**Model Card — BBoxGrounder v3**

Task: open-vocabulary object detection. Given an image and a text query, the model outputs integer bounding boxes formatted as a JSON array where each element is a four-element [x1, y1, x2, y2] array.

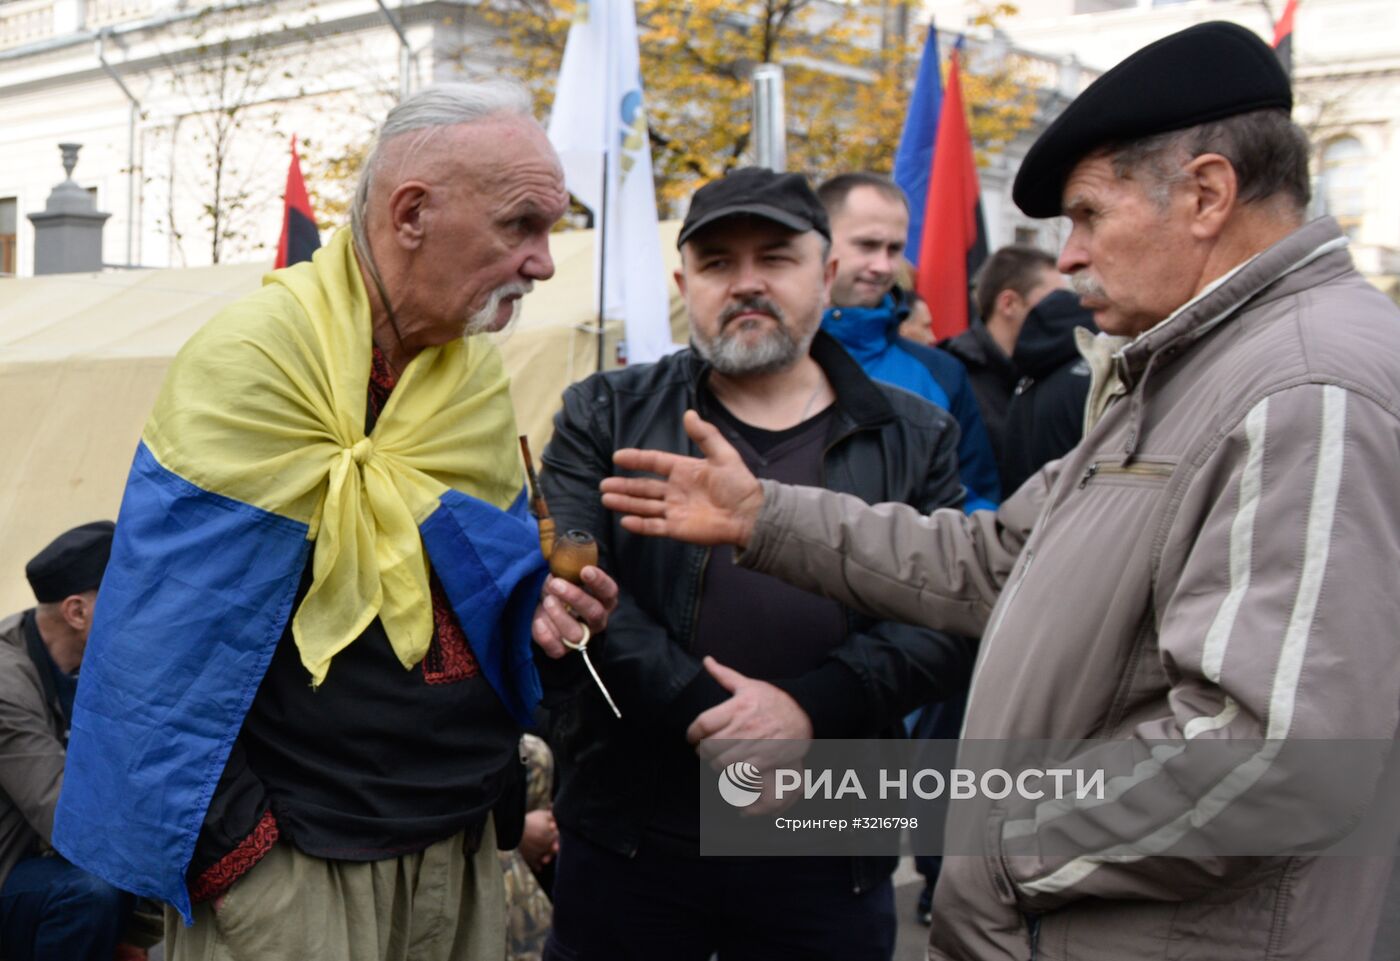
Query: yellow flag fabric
[[143, 228, 525, 683]]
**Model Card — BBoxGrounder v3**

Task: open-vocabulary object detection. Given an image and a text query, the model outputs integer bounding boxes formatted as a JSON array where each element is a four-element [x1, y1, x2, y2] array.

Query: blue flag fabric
[[53, 443, 548, 922], [893, 23, 943, 267]]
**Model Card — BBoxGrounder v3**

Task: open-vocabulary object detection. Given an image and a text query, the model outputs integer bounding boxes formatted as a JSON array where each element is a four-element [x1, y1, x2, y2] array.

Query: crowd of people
[[2, 18, 1398, 961]]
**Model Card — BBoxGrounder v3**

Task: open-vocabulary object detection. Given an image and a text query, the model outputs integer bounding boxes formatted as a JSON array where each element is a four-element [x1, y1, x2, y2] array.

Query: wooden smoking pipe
[[519, 436, 599, 584], [520, 436, 621, 718]]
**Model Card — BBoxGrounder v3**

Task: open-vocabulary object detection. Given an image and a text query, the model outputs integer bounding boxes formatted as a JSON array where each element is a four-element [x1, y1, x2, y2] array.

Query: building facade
[[925, 0, 1400, 293], [0, 0, 508, 276]]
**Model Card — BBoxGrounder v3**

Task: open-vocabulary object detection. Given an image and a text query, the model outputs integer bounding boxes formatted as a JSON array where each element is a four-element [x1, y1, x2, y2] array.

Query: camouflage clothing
[[501, 735, 554, 961]]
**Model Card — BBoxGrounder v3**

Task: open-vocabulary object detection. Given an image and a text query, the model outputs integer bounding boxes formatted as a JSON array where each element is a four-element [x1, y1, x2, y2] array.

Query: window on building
[[1319, 137, 1367, 240], [0, 198, 16, 277]]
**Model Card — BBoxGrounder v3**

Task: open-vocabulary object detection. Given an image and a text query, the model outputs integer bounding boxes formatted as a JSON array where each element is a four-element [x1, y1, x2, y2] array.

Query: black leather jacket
[[537, 332, 976, 892]]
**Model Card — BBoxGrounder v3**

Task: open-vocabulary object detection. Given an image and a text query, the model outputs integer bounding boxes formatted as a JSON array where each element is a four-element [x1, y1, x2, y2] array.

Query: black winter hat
[[1013, 21, 1292, 218]]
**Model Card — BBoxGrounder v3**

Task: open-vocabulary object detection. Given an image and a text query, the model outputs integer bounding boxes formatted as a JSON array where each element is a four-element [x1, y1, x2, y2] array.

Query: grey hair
[[350, 80, 534, 260], [1103, 108, 1312, 212]]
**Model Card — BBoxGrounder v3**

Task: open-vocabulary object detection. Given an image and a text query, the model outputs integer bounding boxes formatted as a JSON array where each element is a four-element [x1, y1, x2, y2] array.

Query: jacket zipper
[[685, 547, 711, 651], [1077, 460, 1174, 488]]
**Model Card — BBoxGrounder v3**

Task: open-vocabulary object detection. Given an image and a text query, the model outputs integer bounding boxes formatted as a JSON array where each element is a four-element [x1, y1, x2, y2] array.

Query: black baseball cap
[[25, 520, 116, 603], [678, 167, 831, 248], [1014, 21, 1293, 218]]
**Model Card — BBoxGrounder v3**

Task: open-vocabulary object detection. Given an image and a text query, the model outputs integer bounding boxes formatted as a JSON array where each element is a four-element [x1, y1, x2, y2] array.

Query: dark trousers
[[545, 831, 895, 961], [911, 693, 967, 892], [0, 856, 132, 961]]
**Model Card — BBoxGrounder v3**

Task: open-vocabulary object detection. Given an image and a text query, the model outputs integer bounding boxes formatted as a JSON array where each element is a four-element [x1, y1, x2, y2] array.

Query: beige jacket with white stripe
[[739, 217, 1400, 960]]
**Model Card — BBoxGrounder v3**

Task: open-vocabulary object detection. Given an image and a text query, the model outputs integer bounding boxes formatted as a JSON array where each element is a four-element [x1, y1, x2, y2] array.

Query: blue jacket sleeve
[[900, 340, 1002, 511]]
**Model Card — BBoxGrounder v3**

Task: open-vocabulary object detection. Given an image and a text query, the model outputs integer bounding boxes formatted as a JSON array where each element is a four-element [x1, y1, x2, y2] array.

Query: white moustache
[[1069, 272, 1107, 300]]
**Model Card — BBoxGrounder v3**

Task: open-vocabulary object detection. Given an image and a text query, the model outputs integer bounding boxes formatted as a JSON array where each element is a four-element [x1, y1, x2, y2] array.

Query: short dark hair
[[1106, 108, 1311, 212], [816, 172, 910, 219], [973, 245, 1057, 323]]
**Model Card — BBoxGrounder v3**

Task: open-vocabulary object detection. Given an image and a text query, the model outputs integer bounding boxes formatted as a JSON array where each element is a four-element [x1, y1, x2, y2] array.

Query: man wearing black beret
[[594, 20, 1400, 961], [0, 521, 134, 960]]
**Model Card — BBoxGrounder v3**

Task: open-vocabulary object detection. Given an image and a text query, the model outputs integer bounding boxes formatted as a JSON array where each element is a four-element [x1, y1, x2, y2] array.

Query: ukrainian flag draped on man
[[51, 229, 549, 921]]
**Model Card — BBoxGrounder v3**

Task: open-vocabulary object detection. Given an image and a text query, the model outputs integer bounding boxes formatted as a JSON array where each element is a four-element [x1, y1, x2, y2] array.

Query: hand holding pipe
[[521, 437, 619, 718]]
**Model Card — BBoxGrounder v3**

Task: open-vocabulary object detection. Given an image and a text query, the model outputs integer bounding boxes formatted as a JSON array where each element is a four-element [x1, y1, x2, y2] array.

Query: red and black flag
[[914, 46, 989, 341], [275, 135, 320, 268], [1272, 0, 1298, 77]]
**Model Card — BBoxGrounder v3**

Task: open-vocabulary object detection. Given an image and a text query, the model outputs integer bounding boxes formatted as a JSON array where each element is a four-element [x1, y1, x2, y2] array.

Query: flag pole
[[596, 149, 610, 372]]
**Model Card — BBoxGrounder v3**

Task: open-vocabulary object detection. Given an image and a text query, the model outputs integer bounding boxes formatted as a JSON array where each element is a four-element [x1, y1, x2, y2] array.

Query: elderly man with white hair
[[50, 81, 617, 961]]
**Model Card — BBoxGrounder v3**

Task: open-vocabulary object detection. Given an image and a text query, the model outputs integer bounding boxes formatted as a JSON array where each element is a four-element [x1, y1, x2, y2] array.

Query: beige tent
[[0, 222, 686, 614]]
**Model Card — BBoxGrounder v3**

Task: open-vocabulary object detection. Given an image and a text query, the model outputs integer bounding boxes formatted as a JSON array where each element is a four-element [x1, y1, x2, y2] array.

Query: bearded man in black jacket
[[534, 167, 975, 961]]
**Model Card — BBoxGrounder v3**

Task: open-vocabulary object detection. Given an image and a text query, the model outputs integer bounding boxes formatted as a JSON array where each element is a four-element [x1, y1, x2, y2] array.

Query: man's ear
[[1185, 153, 1236, 241], [995, 288, 1019, 319], [386, 182, 430, 250], [673, 268, 687, 298], [59, 592, 93, 633], [821, 256, 837, 307]]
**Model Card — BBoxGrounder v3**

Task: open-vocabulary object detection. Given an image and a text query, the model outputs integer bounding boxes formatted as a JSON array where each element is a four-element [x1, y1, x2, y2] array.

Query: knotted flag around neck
[[53, 227, 549, 921], [146, 227, 534, 682]]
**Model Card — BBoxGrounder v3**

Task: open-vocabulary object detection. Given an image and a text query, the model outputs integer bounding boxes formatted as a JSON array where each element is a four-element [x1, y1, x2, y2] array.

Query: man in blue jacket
[[817, 173, 1000, 511], [818, 172, 994, 922]]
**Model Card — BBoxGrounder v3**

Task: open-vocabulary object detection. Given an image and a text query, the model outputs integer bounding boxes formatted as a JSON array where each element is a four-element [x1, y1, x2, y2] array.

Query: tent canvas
[[0, 221, 685, 614]]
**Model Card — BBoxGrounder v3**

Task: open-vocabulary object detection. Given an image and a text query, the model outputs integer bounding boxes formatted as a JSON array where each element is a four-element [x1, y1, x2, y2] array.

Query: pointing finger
[[703, 655, 747, 693]]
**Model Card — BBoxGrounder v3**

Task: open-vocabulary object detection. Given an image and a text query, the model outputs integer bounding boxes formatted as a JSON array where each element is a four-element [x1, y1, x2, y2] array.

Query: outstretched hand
[[600, 410, 764, 548]]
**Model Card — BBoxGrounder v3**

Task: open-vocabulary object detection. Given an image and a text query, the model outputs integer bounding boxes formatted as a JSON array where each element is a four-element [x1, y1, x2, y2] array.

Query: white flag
[[548, 0, 676, 364]]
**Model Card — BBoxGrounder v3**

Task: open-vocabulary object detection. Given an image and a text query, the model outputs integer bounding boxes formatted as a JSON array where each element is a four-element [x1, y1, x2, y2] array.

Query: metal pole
[[595, 151, 609, 373], [751, 64, 787, 171], [373, 0, 412, 98], [95, 30, 139, 267]]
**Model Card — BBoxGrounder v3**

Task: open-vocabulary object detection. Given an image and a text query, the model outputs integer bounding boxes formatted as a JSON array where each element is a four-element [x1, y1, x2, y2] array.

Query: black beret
[[1013, 21, 1292, 218], [25, 521, 116, 603]]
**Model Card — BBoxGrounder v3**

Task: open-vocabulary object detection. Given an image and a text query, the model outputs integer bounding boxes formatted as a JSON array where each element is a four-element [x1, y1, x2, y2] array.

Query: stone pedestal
[[27, 143, 110, 275]]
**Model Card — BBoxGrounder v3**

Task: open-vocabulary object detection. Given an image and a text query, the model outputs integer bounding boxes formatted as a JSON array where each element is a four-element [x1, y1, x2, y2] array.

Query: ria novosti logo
[[718, 763, 1111, 806], [717, 761, 763, 808]]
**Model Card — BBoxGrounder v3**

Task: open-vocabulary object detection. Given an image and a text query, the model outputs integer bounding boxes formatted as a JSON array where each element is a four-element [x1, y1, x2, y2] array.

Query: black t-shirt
[[692, 396, 845, 677], [642, 384, 847, 853]]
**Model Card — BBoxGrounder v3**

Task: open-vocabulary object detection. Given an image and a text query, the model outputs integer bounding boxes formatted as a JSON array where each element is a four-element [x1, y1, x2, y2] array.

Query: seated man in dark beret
[[0, 522, 135, 961], [597, 20, 1400, 961]]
